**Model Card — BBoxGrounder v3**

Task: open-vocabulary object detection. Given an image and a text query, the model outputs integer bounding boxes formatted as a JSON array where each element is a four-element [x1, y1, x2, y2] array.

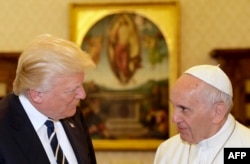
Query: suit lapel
[[62, 114, 91, 164], [9, 94, 50, 164]]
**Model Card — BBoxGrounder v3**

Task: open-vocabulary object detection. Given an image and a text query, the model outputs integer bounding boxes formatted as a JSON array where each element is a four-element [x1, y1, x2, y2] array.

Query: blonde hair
[[13, 34, 95, 95]]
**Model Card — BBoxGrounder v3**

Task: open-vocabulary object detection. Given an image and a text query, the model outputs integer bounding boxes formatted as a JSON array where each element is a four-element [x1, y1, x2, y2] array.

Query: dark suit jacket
[[0, 93, 96, 164]]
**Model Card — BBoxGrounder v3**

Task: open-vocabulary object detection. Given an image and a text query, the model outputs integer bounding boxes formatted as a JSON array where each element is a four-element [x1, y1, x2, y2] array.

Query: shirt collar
[[19, 94, 48, 131]]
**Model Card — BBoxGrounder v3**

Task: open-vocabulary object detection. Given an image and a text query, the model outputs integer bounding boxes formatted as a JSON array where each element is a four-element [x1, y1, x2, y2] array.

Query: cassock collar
[[197, 114, 235, 149]]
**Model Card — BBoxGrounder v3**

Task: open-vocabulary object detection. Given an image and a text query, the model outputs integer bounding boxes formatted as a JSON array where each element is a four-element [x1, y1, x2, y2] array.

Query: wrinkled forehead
[[170, 74, 207, 101], [174, 74, 205, 90]]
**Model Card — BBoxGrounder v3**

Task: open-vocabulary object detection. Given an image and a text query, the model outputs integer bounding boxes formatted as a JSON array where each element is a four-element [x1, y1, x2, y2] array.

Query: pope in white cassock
[[154, 65, 250, 164]]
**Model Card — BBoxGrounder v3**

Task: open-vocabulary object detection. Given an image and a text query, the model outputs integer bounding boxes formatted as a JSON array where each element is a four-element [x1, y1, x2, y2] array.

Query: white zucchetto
[[184, 65, 233, 97]]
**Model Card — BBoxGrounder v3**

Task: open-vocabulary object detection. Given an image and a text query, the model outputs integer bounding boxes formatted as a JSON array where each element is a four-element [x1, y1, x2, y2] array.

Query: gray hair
[[201, 83, 233, 113], [13, 34, 95, 95]]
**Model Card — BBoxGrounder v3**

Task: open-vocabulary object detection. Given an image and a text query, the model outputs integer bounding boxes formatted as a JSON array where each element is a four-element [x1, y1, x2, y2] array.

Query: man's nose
[[172, 110, 180, 124], [76, 86, 86, 99]]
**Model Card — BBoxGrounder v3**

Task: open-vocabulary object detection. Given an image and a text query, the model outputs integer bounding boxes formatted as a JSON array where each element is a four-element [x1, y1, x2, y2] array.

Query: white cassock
[[154, 114, 250, 164]]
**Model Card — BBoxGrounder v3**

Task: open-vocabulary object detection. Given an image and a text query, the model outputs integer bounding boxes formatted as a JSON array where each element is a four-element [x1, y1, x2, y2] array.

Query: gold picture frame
[[69, 2, 179, 150]]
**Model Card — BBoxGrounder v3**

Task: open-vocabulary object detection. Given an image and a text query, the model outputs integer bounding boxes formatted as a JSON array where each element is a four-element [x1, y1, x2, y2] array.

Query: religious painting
[[70, 2, 179, 150]]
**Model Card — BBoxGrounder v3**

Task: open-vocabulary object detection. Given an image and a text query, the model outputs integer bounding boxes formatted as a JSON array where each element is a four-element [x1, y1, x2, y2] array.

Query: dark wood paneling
[[0, 52, 20, 94], [211, 48, 250, 125]]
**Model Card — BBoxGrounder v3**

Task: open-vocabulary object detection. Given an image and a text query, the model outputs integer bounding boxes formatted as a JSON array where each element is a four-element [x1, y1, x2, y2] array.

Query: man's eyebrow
[[64, 86, 80, 93]]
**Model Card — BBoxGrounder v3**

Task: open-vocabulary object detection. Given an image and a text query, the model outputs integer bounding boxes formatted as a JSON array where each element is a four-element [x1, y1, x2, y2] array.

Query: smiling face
[[170, 74, 218, 144], [29, 72, 86, 120]]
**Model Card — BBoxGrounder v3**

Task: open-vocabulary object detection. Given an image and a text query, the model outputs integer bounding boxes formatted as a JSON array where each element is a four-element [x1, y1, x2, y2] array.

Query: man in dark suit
[[0, 34, 97, 164]]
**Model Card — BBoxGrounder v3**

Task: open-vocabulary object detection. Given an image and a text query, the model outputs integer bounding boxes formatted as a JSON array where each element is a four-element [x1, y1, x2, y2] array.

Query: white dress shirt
[[19, 94, 78, 164]]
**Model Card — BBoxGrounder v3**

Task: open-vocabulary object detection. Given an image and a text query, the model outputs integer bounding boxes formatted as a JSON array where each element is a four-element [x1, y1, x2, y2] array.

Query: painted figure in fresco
[[81, 97, 112, 139], [108, 14, 141, 85], [80, 13, 169, 140], [82, 34, 103, 64]]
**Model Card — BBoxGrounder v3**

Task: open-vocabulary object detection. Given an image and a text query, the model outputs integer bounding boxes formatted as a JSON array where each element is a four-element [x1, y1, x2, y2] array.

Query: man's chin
[[66, 108, 77, 117], [180, 133, 192, 143]]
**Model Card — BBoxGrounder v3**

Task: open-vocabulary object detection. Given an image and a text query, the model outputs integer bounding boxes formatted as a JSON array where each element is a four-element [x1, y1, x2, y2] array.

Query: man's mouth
[[177, 126, 187, 133]]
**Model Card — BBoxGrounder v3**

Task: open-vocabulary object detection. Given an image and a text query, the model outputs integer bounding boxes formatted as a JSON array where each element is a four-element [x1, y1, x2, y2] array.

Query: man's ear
[[212, 102, 227, 124], [28, 89, 44, 104]]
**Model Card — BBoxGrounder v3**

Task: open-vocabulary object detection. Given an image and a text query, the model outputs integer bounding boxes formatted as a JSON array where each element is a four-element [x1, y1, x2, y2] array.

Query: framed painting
[[69, 2, 179, 150]]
